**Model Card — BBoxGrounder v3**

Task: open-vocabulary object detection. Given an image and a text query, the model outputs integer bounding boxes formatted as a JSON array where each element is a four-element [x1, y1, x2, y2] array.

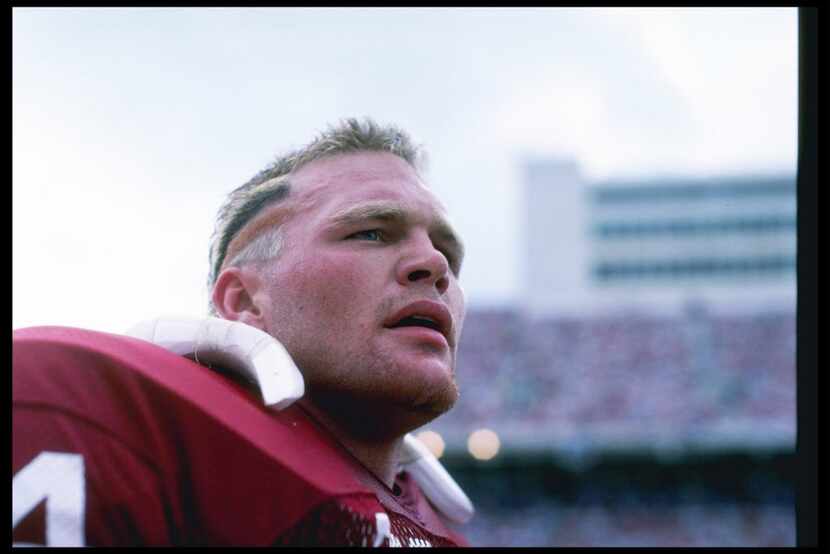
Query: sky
[[12, 8, 798, 333]]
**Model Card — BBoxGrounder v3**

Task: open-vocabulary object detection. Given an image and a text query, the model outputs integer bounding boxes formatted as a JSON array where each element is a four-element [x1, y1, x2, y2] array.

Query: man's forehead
[[290, 150, 419, 188], [290, 153, 451, 220], [329, 198, 457, 235], [224, 151, 463, 265]]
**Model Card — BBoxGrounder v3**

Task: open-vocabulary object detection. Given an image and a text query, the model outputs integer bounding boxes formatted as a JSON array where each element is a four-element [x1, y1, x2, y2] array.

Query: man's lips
[[383, 300, 454, 347]]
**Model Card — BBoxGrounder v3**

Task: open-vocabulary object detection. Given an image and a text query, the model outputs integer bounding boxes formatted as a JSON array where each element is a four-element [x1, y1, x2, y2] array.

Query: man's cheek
[[295, 261, 367, 315]]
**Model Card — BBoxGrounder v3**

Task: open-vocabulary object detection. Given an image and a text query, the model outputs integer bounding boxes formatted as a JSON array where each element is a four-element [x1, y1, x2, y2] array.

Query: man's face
[[251, 151, 466, 422]]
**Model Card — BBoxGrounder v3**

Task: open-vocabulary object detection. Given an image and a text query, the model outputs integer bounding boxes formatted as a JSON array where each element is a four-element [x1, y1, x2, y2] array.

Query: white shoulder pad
[[127, 316, 304, 410], [400, 434, 474, 524]]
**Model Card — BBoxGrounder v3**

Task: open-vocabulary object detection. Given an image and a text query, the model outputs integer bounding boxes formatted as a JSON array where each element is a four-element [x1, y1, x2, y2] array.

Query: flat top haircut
[[207, 117, 426, 313]]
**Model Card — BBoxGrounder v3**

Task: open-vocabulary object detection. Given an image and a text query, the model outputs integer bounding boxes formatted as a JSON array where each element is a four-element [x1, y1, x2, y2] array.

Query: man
[[12, 118, 471, 546]]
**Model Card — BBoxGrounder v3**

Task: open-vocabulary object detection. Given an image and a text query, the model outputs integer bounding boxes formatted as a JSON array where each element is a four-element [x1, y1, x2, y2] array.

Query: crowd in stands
[[435, 304, 796, 546], [433, 305, 796, 446]]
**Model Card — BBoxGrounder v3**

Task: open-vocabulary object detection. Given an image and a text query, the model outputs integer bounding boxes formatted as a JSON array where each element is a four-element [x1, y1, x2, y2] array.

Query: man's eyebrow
[[329, 202, 407, 225], [329, 201, 465, 264]]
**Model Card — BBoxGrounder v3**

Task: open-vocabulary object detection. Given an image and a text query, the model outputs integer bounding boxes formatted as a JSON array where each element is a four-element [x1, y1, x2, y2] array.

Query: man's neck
[[297, 398, 404, 489]]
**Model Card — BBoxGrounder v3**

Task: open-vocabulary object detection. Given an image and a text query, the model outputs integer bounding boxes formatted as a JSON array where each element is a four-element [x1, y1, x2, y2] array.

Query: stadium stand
[[436, 307, 795, 442], [426, 306, 796, 546]]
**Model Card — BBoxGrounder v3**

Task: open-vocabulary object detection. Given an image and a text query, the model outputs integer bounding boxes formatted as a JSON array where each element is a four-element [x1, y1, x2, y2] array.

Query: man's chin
[[410, 376, 458, 412], [394, 351, 455, 379], [386, 358, 458, 409]]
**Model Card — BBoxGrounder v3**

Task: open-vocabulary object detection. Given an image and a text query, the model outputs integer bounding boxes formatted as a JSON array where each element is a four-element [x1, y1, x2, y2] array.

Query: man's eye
[[347, 229, 384, 241]]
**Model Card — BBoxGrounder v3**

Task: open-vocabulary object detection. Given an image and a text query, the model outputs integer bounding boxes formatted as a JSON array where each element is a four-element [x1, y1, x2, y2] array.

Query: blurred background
[[13, 8, 797, 547]]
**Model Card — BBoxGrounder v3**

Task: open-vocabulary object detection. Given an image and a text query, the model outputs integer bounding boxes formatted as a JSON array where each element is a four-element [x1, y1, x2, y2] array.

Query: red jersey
[[12, 326, 469, 547]]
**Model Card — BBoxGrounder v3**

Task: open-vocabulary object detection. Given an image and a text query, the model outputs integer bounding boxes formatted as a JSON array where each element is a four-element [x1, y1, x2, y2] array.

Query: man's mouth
[[392, 315, 442, 332], [384, 300, 453, 346]]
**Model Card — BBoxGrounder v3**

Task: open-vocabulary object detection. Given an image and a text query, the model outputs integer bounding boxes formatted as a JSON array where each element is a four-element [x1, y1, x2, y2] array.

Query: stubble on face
[[261, 264, 460, 422]]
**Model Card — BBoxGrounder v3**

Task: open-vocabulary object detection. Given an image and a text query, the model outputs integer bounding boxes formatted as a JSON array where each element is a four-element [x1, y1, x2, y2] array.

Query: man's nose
[[395, 233, 450, 294]]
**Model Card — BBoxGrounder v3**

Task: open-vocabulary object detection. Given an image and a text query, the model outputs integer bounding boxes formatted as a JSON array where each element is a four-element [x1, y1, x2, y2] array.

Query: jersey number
[[12, 452, 86, 547]]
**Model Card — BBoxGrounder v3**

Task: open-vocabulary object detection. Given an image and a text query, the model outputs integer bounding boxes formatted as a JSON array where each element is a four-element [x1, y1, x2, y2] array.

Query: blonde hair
[[207, 117, 425, 313]]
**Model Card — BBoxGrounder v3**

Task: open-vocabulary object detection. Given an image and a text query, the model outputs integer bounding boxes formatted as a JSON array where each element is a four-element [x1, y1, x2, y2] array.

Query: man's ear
[[212, 266, 267, 331]]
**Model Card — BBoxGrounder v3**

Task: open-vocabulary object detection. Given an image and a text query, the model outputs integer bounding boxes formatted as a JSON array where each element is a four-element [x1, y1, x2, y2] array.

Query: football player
[[12, 118, 472, 546]]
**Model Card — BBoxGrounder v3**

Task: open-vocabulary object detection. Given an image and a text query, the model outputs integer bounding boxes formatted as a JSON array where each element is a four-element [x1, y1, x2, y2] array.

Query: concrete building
[[522, 159, 796, 316]]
